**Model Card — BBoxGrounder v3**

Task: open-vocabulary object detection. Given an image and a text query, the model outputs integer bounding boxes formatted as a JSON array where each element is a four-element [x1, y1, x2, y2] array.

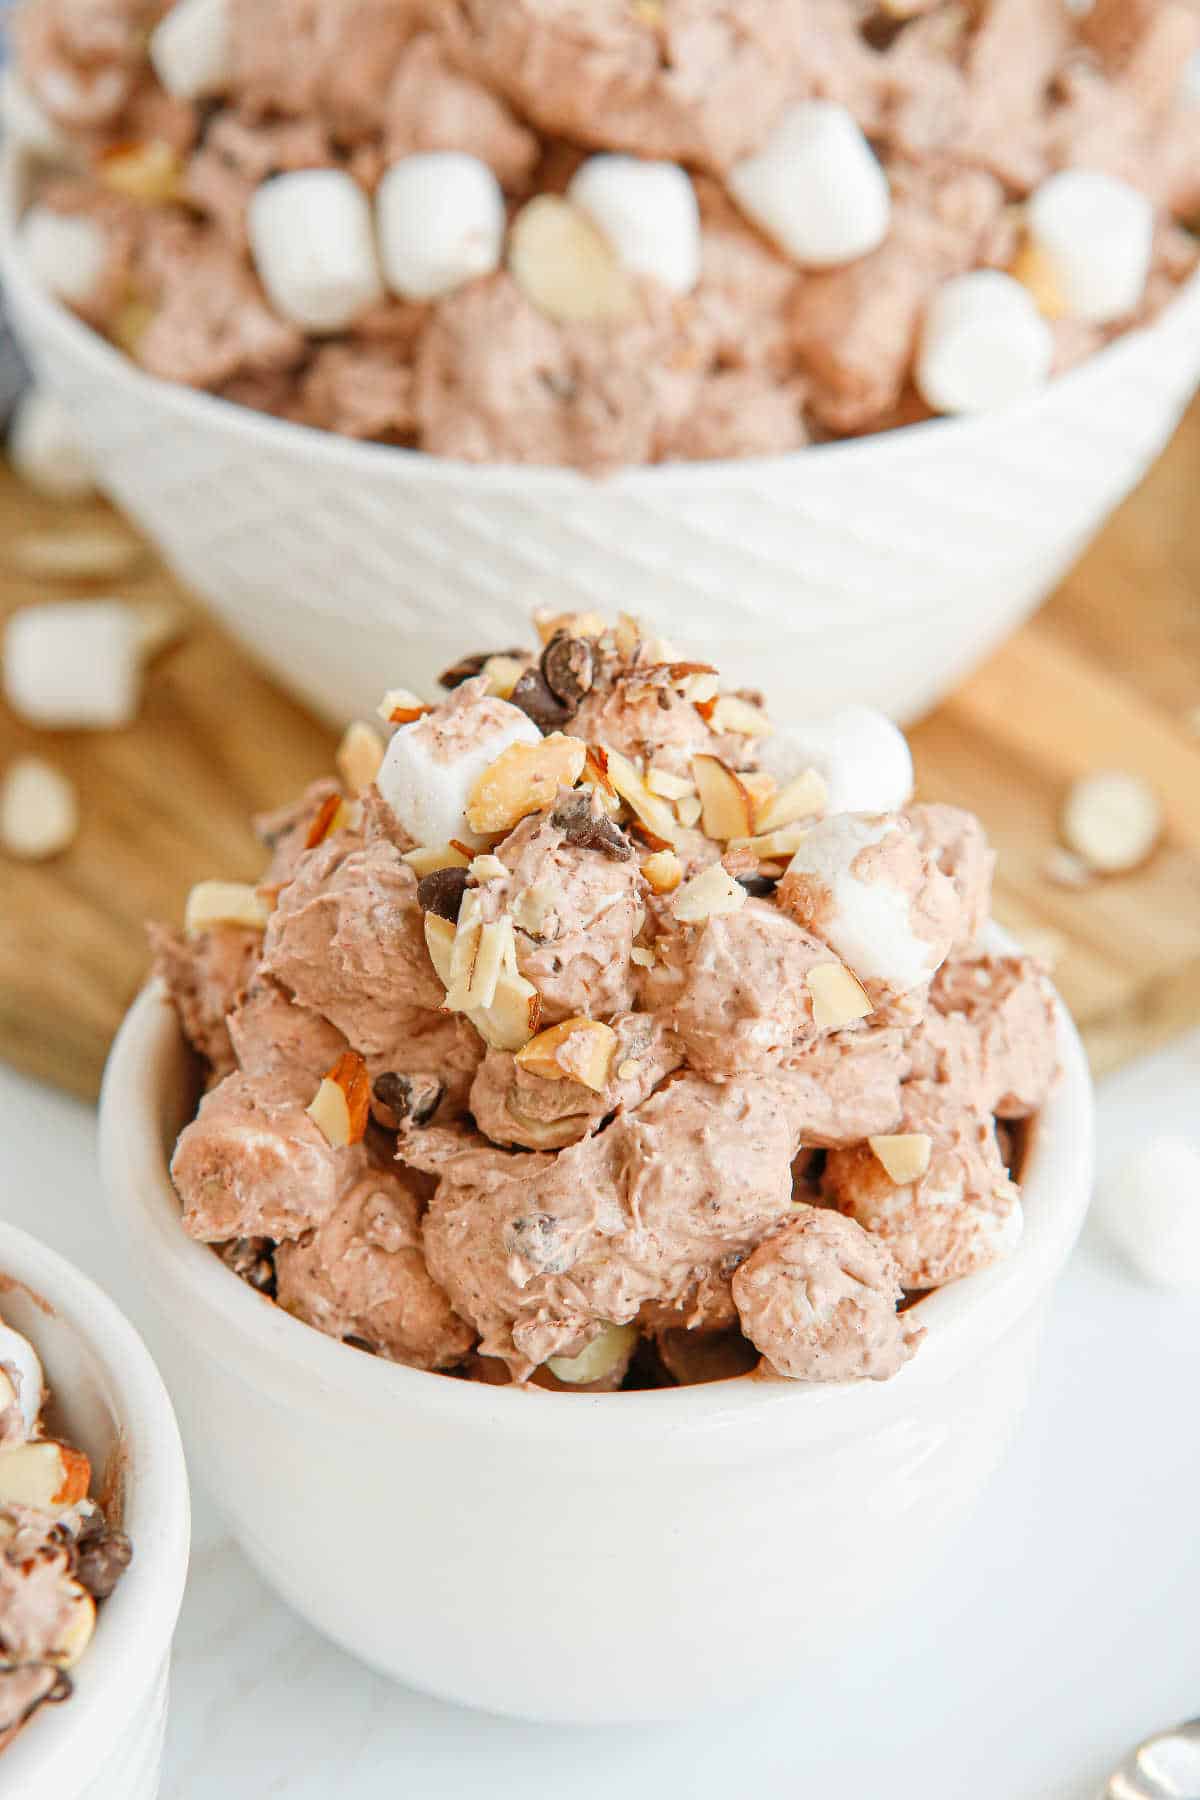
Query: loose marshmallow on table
[[4, 599, 143, 729], [760, 707, 914, 815], [916, 271, 1054, 415], [779, 811, 958, 999], [375, 678, 541, 850], [0, 756, 79, 860], [568, 155, 701, 295], [1094, 1135, 1200, 1290], [727, 101, 891, 269], [249, 171, 383, 333], [376, 153, 505, 302], [149, 0, 232, 101], [1026, 170, 1153, 324], [18, 205, 107, 306], [7, 388, 95, 500], [0, 1319, 45, 1440]]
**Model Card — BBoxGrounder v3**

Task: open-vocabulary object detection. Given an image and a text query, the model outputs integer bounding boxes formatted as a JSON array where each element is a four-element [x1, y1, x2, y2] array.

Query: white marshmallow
[[0, 68, 71, 161], [248, 171, 383, 333], [727, 101, 891, 268], [0, 757, 79, 860], [1183, 49, 1200, 106], [7, 389, 95, 501], [761, 707, 914, 815], [148, 0, 232, 100], [375, 696, 540, 849], [375, 153, 505, 302], [916, 271, 1054, 415], [567, 155, 701, 295], [784, 812, 950, 994], [4, 599, 143, 729], [0, 1322, 45, 1440], [19, 205, 107, 306], [1027, 170, 1153, 325], [1095, 1136, 1200, 1290]]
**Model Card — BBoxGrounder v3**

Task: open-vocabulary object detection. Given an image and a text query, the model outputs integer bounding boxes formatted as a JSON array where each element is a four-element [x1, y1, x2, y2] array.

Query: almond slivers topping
[[807, 963, 872, 1029], [377, 687, 431, 725], [404, 843, 473, 877], [465, 733, 586, 835], [672, 864, 747, 923], [691, 754, 754, 841], [869, 1133, 933, 1185], [708, 694, 772, 738], [336, 721, 385, 795], [307, 1051, 370, 1147], [184, 881, 270, 936], [755, 768, 828, 834], [641, 849, 684, 894]]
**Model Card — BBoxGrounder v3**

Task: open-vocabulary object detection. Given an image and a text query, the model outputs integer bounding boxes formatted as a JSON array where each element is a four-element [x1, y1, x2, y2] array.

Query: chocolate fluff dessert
[[0, 1306, 132, 1749], [10, 0, 1200, 468], [156, 612, 1059, 1390]]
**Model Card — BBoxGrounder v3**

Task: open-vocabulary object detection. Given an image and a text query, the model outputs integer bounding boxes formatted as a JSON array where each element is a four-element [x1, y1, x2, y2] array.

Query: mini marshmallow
[[0, 757, 79, 860], [0, 1320, 45, 1439], [7, 389, 95, 500], [375, 691, 541, 850], [1183, 49, 1200, 107], [19, 205, 107, 306], [249, 171, 383, 333], [1026, 170, 1153, 325], [916, 271, 1054, 415], [149, 0, 232, 100], [782, 812, 956, 996], [761, 707, 914, 815], [1095, 1136, 1200, 1290], [376, 153, 505, 302], [0, 68, 71, 161], [567, 155, 701, 295], [727, 101, 891, 269], [4, 599, 143, 729]]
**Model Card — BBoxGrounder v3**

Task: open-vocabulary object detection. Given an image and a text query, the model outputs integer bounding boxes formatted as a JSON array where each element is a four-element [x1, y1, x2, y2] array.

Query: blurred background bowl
[[4, 151, 1200, 729]]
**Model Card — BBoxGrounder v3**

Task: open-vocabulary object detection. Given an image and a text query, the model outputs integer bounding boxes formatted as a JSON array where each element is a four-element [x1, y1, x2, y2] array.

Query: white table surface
[[0, 1036, 1197, 1800]]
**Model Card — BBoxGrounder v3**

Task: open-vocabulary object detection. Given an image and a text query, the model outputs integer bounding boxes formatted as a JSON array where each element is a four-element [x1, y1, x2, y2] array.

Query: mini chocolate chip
[[541, 633, 595, 706], [438, 648, 527, 690], [508, 667, 572, 733], [373, 1071, 444, 1126], [343, 1335, 377, 1355], [737, 875, 778, 898], [417, 865, 470, 922], [220, 1236, 276, 1295], [74, 1529, 133, 1600], [550, 793, 634, 860]]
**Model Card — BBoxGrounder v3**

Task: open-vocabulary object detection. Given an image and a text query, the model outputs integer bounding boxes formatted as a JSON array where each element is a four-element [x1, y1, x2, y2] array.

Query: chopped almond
[[741, 771, 777, 815], [0, 1441, 90, 1510], [645, 767, 694, 802], [692, 755, 755, 841], [403, 843, 473, 877], [807, 963, 872, 1030], [630, 945, 656, 968], [672, 864, 747, 924], [306, 1051, 370, 1147], [336, 721, 385, 795], [641, 849, 683, 894], [708, 694, 772, 737], [605, 747, 679, 846], [472, 969, 542, 1051], [376, 687, 431, 726], [869, 1133, 933, 1185], [547, 1321, 638, 1384], [470, 853, 509, 883], [516, 1017, 618, 1091], [99, 138, 181, 203], [617, 1059, 640, 1081], [728, 821, 812, 859], [305, 791, 346, 849], [1010, 238, 1067, 320], [755, 769, 828, 833], [184, 881, 270, 936], [466, 733, 587, 834], [509, 195, 634, 324], [534, 609, 608, 645], [50, 1588, 97, 1670], [481, 653, 528, 700]]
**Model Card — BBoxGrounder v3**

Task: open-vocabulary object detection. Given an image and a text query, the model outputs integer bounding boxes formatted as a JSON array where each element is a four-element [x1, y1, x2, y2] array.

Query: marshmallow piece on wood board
[[1095, 1136, 1200, 1290], [4, 600, 143, 729], [249, 171, 383, 333], [19, 205, 107, 306], [375, 692, 541, 850], [7, 389, 95, 500], [727, 101, 890, 269], [149, 0, 232, 100], [567, 155, 701, 295], [761, 708, 913, 815], [1026, 171, 1153, 325], [0, 1321, 45, 1439], [376, 153, 505, 302], [916, 271, 1054, 415]]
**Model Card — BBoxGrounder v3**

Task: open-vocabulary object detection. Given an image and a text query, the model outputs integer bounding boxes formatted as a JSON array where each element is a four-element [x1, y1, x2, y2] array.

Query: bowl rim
[[0, 1220, 190, 1793], [99, 963, 1094, 1449], [4, 145, 1200, 494]]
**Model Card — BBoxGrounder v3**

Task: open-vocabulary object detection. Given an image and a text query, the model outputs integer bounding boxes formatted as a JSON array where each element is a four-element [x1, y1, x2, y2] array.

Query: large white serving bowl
[[99, 971, 1093, 1726], [4, 149, 1200, 726], [0, 1221, 190, 1799]]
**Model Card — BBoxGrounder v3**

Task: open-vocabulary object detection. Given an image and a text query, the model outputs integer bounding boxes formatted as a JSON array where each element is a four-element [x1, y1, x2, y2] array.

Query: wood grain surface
[[2, 404, 1198, 1100]]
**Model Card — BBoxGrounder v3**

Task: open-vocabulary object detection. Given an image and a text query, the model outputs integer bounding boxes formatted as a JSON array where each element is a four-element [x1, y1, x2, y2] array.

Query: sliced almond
[[424, 911, 456, 984], [469, 853, 509, 884], [676, 793, 702, 829], [684, 672, 720, 706], [0, 1440, 90, 1510], [869, 1133, 933, 1185], [708, 694, 772, 738], [481, 654, 527, 700], [613, 613, 643, 659], [640, 849, 684, 895], [740, 771, 776, 814], [807, 963, 872, 1030], [1010, 238, 1067, 320], [445, 890, 485, 1010], [534, 609, 608, 645], [466, 733, 586, 835], [672, 863, 747, 924], [49, 1586, 96, 1670], [755, 768, 829, 834], [99, 138, 181, 203], [546, 1320, 638, 1385], [645, 767, 694, 802], [728, 821, 813, 860], [691, 754, 755, 842], [472, 969, 542, 1051], [376, 687, 431, 726], [184, 881, 270, 936], [305, 790, 347, 849], [630, 945, 656, 968], [509, 194, 635, 324], [1060, 770, 1162, 875], [0, 757, 78, 861], [336, 721, 385, 795], [306, 1050, 370, 1147], [604, 746, 679, 846], [464, 917, 514, 1011], [516, 1017, 618, 1091], [9, 526, 147, 582], [404, 842, 472, 878]]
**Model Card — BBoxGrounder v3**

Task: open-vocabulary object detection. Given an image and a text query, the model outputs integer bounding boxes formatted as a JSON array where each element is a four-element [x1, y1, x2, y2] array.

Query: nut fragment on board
[[336, 721, 385, 794], [0, 757, 79, 861], [184, 881, 270, 935], [1061, 770, 1162, 873]]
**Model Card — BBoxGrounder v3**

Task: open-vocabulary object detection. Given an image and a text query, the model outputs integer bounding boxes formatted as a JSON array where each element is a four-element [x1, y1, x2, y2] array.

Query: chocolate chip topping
[[220, 1236, 276, 1295], [736, 875, 779, 898], [373, 1071, 444, 1126], [438, 648, 527, 690], [73, 1526, 133, 1601], [417, 865, 470, 922], [508, 667, 572, 733], [550, 793, 634, 861], [541, 633, 596, 707]]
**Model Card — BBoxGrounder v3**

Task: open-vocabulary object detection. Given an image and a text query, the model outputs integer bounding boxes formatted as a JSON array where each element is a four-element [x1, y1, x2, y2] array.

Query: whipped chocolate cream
[[160, 610, 1059, 1389], [14, 0, 1200, 468]]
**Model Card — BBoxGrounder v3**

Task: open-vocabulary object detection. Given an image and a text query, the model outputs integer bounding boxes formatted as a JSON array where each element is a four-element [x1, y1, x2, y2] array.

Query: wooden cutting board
[[2, 406, 1199, 1101]]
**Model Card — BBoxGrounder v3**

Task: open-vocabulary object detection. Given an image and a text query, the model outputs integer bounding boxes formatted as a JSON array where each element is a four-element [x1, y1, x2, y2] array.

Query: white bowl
[[4, 147, 1200, 727], [0, 1221, 190, 1798], [99, 976, 1093, 1725]]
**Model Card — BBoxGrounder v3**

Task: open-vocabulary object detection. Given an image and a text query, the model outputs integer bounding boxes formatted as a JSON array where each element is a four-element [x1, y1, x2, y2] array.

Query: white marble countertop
[[0, 1035, 1197, 1800]]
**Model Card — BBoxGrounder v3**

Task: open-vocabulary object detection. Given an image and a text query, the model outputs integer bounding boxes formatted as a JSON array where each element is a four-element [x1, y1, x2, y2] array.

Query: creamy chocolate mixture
[[0, 1310, 132, 1750], [158, 610, 1059, 1389], [11, 0, 1200, 468]]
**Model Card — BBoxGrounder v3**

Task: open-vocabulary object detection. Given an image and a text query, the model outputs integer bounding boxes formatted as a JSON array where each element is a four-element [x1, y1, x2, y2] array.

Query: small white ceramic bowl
[[100, 974, 1092, 1725], [4, 149, 1200, 728], [0, 1221, 190, 1798]]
